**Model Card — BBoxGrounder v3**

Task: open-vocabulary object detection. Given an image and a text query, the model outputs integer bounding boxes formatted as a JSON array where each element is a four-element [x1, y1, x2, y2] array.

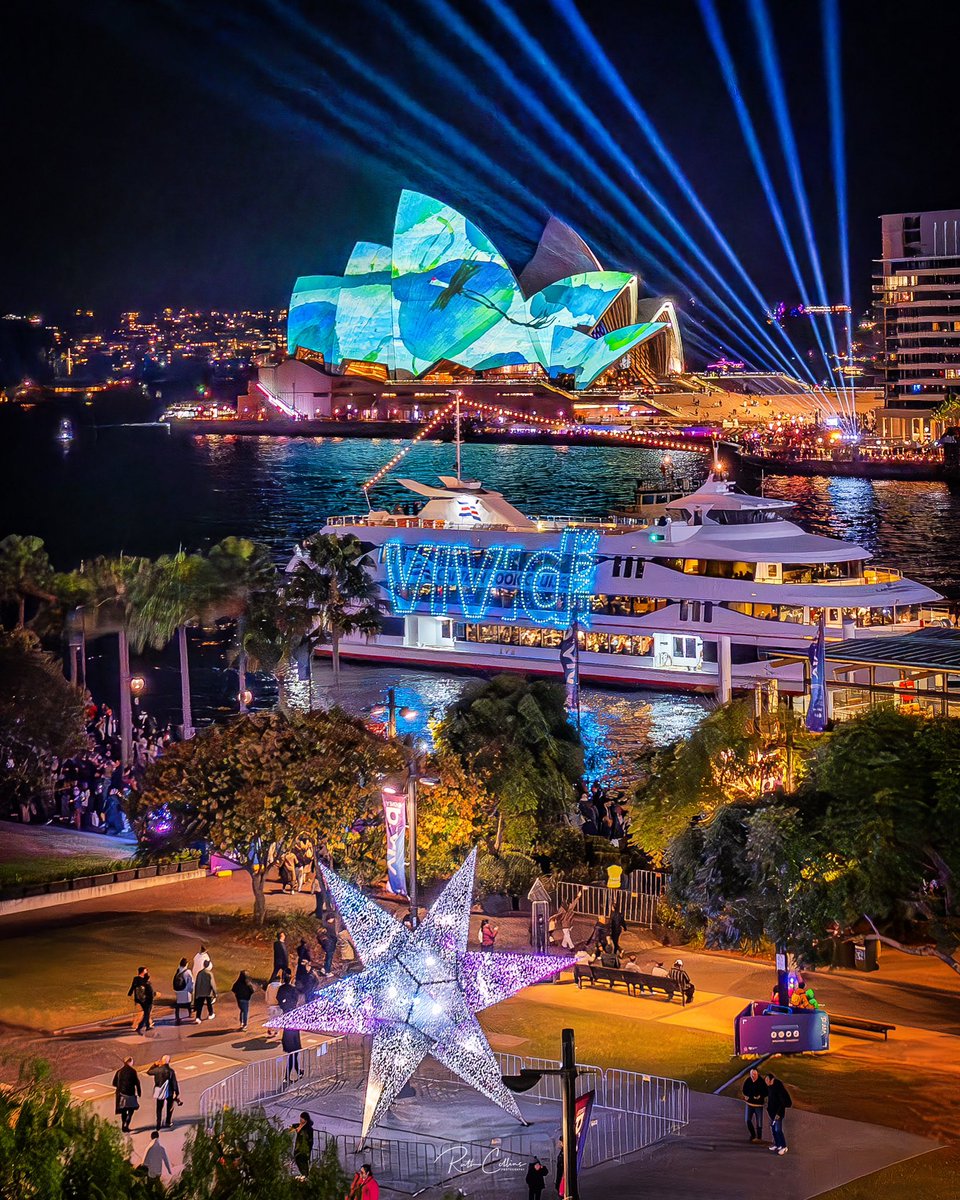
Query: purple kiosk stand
[[734, 1001, 830, 1055]]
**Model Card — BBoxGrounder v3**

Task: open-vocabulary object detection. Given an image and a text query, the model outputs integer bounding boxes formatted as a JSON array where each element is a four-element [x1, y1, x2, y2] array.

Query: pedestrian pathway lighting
[[129, 676, 145, 696], [271, 848, 574, 1141]]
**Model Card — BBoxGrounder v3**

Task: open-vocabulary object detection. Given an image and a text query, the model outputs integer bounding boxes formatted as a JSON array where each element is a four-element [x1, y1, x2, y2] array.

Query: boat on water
[[57, 418, 74, 442], [296, 474, 945, 695]]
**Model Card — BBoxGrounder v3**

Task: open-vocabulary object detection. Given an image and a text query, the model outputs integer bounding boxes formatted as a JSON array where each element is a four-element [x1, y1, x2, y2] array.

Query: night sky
[[5, 0, 960, 344]]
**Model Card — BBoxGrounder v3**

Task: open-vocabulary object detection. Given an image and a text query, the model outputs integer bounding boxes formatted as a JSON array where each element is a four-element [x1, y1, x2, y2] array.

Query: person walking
[[192, 944, 212, 978], [348, 1163, 379, 1200], [318, 924, 337, 976], [231, 970, 255, 1031], [147, 1054, 180, 1130], [112, 1056, 140, 1133], [293, 1111, 314, 1176], [742, 1067, 768, 1142], [296, 937, 313, 969], [172, 958, 194, 1026], [609, 906, 626, 953], [273, 932, 289, 978], [764, 1072, 792, 1155], [479, 919, 499, 950], [129, 968, 155, 1034], [525, 1157, 549, 1200], [193, 958, 217, 1022], [143, 1130, 172, 1179], [283, 1025, 302, 1082]]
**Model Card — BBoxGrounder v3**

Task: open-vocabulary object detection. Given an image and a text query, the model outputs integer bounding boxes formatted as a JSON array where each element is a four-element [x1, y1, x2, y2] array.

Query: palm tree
[[71, 555, 152, 766], [287, 532, 385, 688], [129, 551, 215, 739], [0, 535, 55, 629], [206, 537, 277, 713]]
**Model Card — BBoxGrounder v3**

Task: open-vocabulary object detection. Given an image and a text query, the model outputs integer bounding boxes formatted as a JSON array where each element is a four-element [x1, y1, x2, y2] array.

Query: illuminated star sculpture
[[271, 848, 573, 1139]]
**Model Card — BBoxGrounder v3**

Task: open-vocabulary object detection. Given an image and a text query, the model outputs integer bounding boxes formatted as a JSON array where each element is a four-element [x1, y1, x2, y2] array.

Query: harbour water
[[3, 417, 958, 782]]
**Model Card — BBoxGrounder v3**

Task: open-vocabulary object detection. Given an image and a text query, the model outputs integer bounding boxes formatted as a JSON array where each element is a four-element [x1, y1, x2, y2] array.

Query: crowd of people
[[574, 781, 630, 842], [16, 694, 173, 832]]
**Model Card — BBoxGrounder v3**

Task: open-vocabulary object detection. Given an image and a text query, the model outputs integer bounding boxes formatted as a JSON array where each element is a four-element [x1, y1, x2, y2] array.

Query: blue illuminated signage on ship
[[382, 528, 600, 628]]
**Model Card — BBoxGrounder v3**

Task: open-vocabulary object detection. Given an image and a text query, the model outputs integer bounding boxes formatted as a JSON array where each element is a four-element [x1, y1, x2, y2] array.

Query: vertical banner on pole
[[559, 618, 581, 725], [382, 794, 408, 895], [806, 612, 827, 732], [574, 1090, 594, 1173]]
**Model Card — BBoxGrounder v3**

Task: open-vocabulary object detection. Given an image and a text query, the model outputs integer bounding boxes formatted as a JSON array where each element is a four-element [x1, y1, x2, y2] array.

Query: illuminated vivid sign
[[382, 528, 600, 628]]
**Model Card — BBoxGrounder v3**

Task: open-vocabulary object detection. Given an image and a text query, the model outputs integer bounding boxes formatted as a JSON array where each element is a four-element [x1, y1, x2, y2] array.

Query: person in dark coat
[[128, 968, 155, 1034], [272, 932, 289, 978], [293, 1111, 314, 1176], [526, 1157, 548, 1200], [742, 1067, 768, 1142], [277, 968, 300, 1013], [283, 1026, 302, 1081], [609, 907, 626, 953], [318, 924, 337, 976], [555, 1144, 564, 1197], [193, 959, 217, 1021], [112, 1056, 140, 1133], [231, 970, 255, 1031], [764, 1073, 792, 1154], [147, 1054, 180, 1130]]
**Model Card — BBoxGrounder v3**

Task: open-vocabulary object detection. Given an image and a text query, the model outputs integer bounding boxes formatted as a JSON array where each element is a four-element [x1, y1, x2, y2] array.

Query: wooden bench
[[828, 1013, 896, 1041], [573, 963, 679, 1002]]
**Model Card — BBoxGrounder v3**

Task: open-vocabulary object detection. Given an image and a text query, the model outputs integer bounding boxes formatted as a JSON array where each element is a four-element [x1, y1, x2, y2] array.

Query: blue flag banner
[[382, 794, 408, 895], [559, 621, 581, 717], [806, 613, 827, 732]]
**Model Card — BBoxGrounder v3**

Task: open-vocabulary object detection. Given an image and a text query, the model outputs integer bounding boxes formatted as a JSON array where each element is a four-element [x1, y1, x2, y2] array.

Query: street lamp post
[[373, 688, 428, 927]]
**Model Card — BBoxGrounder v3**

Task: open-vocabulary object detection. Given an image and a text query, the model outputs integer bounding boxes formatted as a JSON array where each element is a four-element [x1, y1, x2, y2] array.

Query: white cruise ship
[[302, 474, 944, 695]]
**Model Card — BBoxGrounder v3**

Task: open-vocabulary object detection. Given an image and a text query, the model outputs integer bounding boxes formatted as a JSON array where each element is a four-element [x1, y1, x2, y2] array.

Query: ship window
[[634, 636, 654, 657], [704, 602, 714, 623], [519, 627, 542, 647], [542, 628, 562, 648], [622, 557, 635, 579], [609, 634, 632, 654]]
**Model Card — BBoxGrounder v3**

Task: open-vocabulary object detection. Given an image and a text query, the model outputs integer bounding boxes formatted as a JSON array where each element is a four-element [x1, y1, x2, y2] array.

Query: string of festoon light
[[361, 397, 714, 493]]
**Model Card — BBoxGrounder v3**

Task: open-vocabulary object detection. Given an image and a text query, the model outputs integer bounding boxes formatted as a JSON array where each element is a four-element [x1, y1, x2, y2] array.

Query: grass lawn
[[0, 907, 302, 1031], [480, 993, 735, 1092], [0, 855, 127, 890], [813, 1145, 960, 1200]]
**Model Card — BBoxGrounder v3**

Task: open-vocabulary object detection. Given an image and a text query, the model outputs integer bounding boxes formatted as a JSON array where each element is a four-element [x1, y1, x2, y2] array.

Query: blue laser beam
[[546, 0, 819, 388], [746, 0, 854, 420], [695, 0, 844, 420], [822, 0, 855, 390]]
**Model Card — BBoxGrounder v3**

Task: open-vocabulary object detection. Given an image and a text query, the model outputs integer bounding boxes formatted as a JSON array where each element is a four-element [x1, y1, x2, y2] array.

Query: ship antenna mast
[[454, 389, 462, 481]]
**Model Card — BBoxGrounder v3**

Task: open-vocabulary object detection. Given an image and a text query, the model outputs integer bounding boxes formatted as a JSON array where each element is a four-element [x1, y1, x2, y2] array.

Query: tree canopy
[[0, 631, 86, 816], [133, 708, 400, 921], [435, 673, 584, 848], [641, 703, 960, 972]]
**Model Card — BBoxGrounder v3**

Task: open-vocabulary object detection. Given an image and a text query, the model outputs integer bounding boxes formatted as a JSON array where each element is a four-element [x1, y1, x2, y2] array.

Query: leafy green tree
[[65, 555, 152, 766], [415, 748, 493, 883], [130, 550, 218, 737], [0, 631, 86, 816], [435, 674, 583, 849], [207, 537, 278, 712], [0, 534, 54, 629], [0, 1059, 162, 1200], [630, 699, 806, 861], [287, 533, 384, 687], [133, 708, 399, 922], [799, 707, 960, 974], [172, 1107, 347, 1200]]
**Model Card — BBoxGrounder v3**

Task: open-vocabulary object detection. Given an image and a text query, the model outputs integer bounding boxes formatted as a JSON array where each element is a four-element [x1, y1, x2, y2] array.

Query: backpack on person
[[173, 969, 186, 992], [133, 981, 148, 1005]]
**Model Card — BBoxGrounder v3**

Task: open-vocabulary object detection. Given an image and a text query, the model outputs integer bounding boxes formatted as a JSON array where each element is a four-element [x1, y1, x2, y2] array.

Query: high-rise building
[[874, 209, 960, 441]]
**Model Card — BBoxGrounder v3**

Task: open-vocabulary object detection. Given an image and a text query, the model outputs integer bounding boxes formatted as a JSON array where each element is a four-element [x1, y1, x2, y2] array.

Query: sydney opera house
[[247, 190, 684, 420]]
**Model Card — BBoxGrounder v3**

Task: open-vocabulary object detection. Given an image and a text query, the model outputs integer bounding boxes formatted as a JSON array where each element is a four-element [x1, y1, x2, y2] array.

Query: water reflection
[[297, 661, 708, 788]]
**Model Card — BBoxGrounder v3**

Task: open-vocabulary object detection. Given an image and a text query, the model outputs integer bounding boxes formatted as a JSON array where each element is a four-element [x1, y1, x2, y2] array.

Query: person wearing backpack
[[128, 967, 155, 1034], [172, 958, 194, 1026], [764, 1072, 793, 1154]]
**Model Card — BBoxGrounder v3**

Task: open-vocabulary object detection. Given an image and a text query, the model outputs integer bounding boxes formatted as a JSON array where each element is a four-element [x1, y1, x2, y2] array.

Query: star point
[[272, 850, 573, 1139]]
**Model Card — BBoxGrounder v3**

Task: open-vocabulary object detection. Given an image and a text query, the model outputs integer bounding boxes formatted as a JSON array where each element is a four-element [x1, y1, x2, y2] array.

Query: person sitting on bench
[[622, 954, 642, 973], [669, 959, 695, 1005], [650, 961, 670, 977]]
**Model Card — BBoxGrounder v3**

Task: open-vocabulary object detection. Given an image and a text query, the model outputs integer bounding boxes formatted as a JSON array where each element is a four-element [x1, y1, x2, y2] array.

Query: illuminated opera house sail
[[286, 189, 683, 392]]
